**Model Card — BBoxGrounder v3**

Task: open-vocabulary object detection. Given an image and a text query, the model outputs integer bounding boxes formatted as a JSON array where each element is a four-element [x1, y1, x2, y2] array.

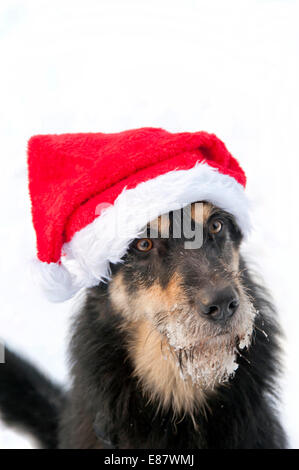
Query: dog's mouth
[[154, 299, 256, 389]]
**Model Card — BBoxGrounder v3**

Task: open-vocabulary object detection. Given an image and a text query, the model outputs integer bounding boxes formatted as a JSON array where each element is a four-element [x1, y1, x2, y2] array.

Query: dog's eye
[[135, 238, 153, 252], [209, 219, 223, 234]]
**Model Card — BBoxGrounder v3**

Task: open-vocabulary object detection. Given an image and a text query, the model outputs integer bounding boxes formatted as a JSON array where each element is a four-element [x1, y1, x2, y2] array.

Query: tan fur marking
[[109, 273, 130, 314], [110, 272, 184, 322], [126, 318, 206, 416]]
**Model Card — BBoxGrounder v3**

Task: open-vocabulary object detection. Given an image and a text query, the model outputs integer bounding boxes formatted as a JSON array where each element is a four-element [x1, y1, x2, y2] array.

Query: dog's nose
[[201, 287, 239, 322]]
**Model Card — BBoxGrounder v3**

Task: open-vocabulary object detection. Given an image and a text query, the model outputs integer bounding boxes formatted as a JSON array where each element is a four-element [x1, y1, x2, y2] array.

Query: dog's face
[[108, 202, 256, 411]]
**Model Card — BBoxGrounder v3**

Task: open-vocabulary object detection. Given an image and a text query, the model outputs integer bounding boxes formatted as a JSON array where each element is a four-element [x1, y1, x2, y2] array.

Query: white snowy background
[[0, 0, 298, 448]]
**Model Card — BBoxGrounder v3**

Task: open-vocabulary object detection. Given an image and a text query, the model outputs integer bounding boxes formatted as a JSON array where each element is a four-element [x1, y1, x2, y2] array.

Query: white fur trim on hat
[[34, 163, 250, 302]]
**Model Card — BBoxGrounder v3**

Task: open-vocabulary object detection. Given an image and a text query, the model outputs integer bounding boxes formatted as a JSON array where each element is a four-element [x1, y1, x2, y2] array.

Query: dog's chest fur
[[59, 299, 209, 449]]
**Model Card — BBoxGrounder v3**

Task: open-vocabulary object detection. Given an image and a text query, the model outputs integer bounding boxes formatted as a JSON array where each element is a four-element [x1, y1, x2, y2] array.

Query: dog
[[0, 201, 286, 448]]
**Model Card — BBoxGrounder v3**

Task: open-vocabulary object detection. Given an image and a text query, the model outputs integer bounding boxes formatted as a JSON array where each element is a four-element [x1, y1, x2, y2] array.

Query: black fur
[[0, 349, 64, 448], [0, 206, 287, 449]]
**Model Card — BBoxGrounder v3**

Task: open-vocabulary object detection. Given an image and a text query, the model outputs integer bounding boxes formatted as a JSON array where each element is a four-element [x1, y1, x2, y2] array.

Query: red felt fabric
[[27, 127, 246, 264]]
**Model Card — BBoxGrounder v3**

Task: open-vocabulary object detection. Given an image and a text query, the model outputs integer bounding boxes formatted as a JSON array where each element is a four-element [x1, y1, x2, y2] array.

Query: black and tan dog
[[0, 202, 286, 448]]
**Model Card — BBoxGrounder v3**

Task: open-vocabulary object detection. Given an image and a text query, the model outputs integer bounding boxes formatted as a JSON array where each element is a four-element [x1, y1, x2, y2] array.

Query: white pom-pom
[[31, 260, 79, 302]]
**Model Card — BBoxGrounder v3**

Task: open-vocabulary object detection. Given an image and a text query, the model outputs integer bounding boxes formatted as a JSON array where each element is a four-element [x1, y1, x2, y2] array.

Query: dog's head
[[108, 202, 256, 412]]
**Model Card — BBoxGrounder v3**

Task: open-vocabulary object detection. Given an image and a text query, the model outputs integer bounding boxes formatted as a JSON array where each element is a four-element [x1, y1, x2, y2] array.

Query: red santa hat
[[27, 127, 249, 302]]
